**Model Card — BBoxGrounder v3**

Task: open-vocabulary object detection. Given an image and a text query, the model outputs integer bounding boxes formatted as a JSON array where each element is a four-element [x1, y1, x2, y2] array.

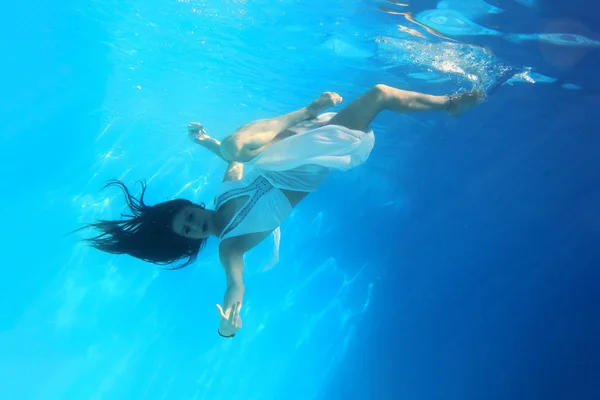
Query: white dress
[[213, 112, 375, 266]]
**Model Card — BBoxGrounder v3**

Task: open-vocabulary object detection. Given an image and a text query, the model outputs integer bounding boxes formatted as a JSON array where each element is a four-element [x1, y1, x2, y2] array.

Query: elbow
[[227, 281, 245, 295]]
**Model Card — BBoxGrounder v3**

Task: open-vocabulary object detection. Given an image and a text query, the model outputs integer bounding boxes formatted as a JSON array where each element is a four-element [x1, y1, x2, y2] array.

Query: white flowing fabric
[[247, 112, 376, 192], [239, 112, 376, 270]]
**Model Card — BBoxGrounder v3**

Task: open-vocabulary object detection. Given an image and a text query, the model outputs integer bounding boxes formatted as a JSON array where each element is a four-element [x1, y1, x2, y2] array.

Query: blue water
[[1, 0, 599, 399]]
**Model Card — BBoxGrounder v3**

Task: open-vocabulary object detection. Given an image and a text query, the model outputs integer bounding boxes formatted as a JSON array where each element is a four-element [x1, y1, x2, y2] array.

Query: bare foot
[[306, 92, 343, 118], [447, 90, 486, 118]]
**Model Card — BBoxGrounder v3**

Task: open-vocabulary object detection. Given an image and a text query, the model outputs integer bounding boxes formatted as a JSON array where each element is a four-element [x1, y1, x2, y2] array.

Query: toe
[[326, 92, 342, 105]]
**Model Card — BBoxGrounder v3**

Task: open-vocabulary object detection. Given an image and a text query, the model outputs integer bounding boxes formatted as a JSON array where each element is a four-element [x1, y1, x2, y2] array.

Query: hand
[[188, 122, 207, 141], [216, 301, 242, 337]]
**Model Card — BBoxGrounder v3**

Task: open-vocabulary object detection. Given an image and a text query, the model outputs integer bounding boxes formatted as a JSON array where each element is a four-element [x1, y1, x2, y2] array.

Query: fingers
[[216, 304, 228, 320], [216, 302, 242, 328], [231, 302, 239, 322], [234, 302, 242, 328], [330, 92, 343, 105], [188, 122, 206, 136], [230, 302, 242, 328]]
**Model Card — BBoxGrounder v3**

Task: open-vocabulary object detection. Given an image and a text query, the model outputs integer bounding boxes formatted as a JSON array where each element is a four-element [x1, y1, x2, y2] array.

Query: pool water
[[1, 0, 599, 399]]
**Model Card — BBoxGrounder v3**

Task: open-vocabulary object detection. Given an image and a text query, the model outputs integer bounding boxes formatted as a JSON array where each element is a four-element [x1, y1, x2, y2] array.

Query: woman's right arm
[[188, 122, 244, 182], [188, 122, 226, 161]]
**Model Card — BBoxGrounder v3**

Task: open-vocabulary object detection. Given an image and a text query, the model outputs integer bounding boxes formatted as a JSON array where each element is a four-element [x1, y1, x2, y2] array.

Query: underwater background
[[1, 0, 599, 399]]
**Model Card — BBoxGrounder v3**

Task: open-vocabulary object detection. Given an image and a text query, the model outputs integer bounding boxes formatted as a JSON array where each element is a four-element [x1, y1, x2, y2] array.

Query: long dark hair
[[77, 180, 205, 269]]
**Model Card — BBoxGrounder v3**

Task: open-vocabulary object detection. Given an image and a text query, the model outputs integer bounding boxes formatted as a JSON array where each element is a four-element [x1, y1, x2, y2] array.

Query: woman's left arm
[[215, 252, 245, 338]]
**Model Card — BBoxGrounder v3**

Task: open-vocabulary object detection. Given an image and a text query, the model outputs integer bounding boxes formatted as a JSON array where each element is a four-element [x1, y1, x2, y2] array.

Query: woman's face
[[171, 205, 212, 239]]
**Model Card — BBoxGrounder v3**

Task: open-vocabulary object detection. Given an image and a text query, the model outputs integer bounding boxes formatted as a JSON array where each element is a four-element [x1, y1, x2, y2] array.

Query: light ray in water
[[320, 37, 374, 59], [398, 24, 426, 39], [378, 6, 406, 15], [96, 123, 113, 142], [436, 0, 504, 19], [415, 9, 502, 37], [514, 0, 537, 7], [386, 0, 409, 6], [405, 72, 451, 84], [378, 7, 459, 42], [506, 33, 600, 47]]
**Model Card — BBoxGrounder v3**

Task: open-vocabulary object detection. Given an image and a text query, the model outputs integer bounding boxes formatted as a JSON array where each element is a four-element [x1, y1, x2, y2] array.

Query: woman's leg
[[327, 84, 484, 132], [220, 92, 342, 162]]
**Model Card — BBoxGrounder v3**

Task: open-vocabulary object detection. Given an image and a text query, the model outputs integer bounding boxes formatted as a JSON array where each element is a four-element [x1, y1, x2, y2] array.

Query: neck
[[208, 209, 225, 238]]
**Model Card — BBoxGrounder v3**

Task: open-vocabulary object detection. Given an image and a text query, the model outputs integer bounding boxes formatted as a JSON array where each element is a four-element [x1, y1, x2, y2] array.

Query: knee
[[373, 83, 391, 92], [220, 135, 242, 162], [372, 83, 393, 97], [370, 84, 392, 103]]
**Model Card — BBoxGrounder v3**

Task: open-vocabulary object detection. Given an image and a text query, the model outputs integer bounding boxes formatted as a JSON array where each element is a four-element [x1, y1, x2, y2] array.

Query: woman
[[80, 84, 483, 338]]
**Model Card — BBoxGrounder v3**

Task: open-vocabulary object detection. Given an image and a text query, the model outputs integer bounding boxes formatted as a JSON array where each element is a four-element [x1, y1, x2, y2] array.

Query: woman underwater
[[80, 84, 483, 338]]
